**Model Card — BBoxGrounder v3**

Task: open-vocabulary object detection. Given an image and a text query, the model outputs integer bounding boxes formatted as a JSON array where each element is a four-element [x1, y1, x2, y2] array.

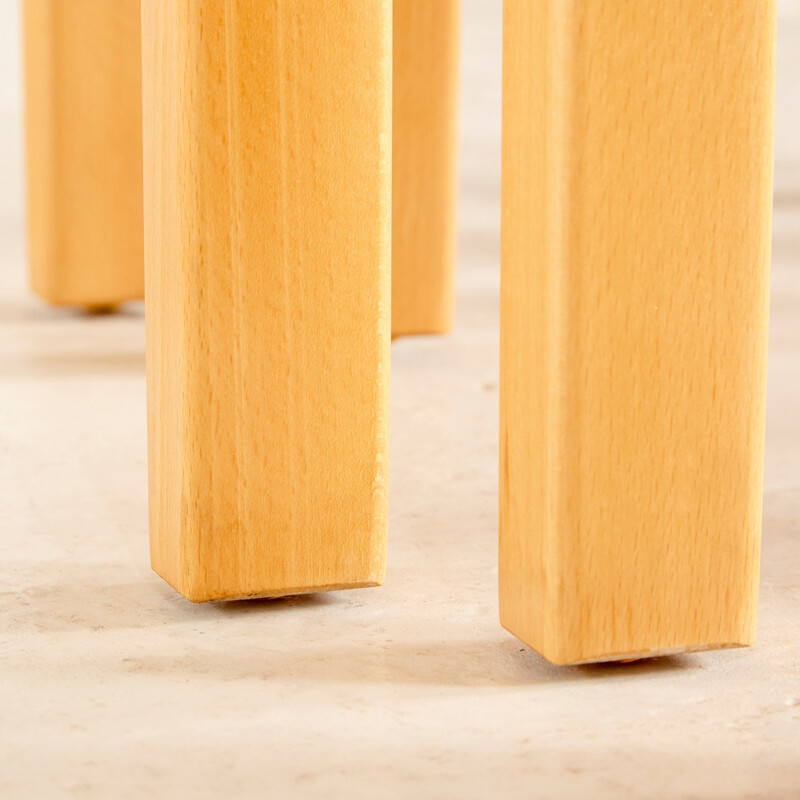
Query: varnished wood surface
[[500, 0, 777, 665], [392, 0, 461, 337], [3, 3, 800, 797], [24, 0, 144, 307], [142, 0, 392, 601]]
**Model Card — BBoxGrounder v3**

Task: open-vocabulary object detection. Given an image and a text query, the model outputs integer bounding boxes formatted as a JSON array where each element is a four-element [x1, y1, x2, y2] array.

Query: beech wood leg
[[500, 0, 777, 664], [24, 0, 144, 309], [141, 0, 391, 602], [392, 0, 461, 337]]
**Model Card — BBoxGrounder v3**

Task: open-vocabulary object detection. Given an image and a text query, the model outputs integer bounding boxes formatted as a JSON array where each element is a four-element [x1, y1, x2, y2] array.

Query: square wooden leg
[[24, 0, 144, 308], [500, 0, 777, 664], [392, 0, 460, 337], [141, 1, 391, 602]]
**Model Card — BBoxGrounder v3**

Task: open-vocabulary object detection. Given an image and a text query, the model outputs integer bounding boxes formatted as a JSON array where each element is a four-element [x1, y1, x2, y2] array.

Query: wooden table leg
[[141, 1, 391, 602], [500, 0, 777, 664], [24, 0, 144, 309], [392, 0, 461, 338]]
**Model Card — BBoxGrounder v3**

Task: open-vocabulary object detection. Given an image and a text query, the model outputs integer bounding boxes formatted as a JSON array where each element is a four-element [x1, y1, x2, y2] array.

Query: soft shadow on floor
[[0, 572, 337, 636], [0, 350, 145, 378], [0, 298, 145, 376], [212, 594, 339, 616], [0, 350, 146, 377], [2, 566, 698, 688], [106, 629, 698, 689], [0, 299, 145, 324]]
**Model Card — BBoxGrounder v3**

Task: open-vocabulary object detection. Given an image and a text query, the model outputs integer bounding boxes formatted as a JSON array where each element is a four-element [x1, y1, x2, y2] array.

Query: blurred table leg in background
[[392, 0, 461, 338], [24, 0, 143, 309]]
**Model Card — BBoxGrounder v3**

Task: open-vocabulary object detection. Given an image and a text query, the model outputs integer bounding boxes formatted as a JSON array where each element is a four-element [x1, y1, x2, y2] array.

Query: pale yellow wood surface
[[24, 0, 144, 308], [500, 0, 777, 665], [4, 4, 800, 794], [392, 0, 460, 337], [142, 0, 391, 602]]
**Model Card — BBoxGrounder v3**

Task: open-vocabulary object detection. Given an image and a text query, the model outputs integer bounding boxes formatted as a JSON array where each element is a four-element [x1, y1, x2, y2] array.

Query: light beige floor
[[2, 4, 799, 799]]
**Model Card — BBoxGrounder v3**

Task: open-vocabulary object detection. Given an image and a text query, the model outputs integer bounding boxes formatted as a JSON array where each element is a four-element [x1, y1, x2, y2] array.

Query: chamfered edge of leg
[[151, 563, 386, 605], [500, 611, 756, 667]]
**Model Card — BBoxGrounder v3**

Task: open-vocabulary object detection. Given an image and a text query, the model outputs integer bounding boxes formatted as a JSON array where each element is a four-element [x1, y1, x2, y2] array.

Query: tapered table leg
[[392, 0, 460, 337], [500, 0, 777, 664], [24, 0, 144, 308], [141, 1, 391, 602]]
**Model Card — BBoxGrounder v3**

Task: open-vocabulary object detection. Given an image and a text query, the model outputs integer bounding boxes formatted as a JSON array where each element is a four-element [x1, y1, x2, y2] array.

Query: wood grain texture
[[24, 0, 144, 307], [500, 0, 777, 665], [392, 0, 460, 337], [142, 0, 391, 602]]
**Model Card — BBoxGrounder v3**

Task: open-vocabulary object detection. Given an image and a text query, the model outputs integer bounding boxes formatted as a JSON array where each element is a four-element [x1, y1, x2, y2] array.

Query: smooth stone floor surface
[[2, 3, 799, 798]]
